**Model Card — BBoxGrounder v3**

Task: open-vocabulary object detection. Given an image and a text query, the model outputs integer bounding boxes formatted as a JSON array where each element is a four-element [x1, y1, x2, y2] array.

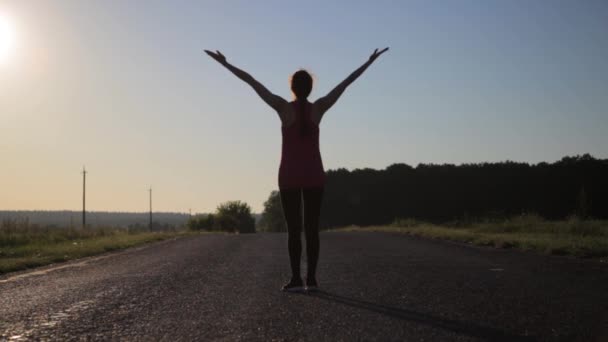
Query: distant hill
[[0, 210, 194, 228]]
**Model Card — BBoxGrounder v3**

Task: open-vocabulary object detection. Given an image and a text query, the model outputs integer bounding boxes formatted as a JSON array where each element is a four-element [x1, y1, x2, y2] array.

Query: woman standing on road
[[204, 47, 389, 292]]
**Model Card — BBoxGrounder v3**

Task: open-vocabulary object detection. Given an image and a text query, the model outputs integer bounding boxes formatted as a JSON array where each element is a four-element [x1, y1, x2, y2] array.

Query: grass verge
[[0, 225, 194, 275], [331, 215, 608, 258]]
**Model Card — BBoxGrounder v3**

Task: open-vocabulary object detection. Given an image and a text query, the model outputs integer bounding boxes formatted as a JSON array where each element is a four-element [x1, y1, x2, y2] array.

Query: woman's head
[[290, 69, 313, 100]]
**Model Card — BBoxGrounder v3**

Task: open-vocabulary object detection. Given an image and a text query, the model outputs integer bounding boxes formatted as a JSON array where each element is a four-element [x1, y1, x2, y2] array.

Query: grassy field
[[333, 215, 608, 258], [0, 221, 190, 275]]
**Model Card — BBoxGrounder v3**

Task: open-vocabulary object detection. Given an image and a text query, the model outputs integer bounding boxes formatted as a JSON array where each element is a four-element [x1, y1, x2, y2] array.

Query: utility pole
[[82, 166, 87, 229], [148, 187, 152, 230]]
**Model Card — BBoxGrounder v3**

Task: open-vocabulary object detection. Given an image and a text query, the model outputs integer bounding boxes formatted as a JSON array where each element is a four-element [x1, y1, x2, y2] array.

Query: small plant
[[391, 218, 421, 228]]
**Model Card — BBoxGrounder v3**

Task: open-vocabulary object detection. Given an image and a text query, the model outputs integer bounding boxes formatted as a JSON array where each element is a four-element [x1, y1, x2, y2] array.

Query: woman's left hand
[[204, 50, 227, 65]]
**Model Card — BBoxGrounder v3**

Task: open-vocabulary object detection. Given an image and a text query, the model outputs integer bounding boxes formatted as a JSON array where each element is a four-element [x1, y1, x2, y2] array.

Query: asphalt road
[[1, 232, 607, 341]]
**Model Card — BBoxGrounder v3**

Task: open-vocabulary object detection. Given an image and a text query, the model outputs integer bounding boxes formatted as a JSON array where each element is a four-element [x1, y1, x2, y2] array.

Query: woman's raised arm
[[314, 48, 389, 120], [205, 50, 287, 113]]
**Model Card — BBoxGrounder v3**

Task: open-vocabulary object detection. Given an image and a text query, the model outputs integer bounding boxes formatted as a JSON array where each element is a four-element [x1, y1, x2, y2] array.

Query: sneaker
[[305, 277, 319, 292], [281, 278, 304, 293]]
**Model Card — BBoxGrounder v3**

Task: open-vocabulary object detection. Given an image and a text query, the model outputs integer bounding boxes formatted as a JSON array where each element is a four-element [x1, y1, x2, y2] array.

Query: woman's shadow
[[304, 290, 537, 342]]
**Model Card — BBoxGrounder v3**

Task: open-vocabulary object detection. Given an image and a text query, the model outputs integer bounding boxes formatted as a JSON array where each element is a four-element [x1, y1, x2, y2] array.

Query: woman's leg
[[302, 187, 324, 280], [280, 188, 303, 280]]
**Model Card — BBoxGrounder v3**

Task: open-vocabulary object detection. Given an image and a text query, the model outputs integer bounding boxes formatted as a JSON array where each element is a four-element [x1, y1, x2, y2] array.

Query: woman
[[204, 47, 389, 292]]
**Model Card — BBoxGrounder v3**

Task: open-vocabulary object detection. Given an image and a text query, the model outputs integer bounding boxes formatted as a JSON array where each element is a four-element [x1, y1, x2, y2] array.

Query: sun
[[0, 13, 16, 64]]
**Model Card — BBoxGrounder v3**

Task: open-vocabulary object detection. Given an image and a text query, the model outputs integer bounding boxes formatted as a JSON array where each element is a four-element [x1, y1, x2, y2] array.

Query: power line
[[148, 187, 152, 230], [82, 166, 87, 229]]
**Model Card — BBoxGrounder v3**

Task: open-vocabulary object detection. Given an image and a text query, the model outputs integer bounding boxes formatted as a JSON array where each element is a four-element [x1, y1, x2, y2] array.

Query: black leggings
[[280, 187, 324, 280]]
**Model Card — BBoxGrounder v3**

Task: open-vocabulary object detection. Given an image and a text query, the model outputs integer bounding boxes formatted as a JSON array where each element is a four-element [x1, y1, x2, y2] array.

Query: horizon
[[2, 1, 607, 212], [1, 152, 601, 213]]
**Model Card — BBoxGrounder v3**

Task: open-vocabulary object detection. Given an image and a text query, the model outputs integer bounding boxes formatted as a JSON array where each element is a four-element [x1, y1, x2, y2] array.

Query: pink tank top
[[278, 102, 326, 189]]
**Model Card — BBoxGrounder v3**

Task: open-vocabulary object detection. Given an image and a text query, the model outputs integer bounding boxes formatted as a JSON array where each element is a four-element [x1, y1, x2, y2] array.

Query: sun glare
[[0, 13, 16, 65]]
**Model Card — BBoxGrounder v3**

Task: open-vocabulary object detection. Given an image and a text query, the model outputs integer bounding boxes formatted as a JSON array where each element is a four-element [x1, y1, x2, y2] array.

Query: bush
[[216, 201, 256, 233], [187, 214, 215, 231]]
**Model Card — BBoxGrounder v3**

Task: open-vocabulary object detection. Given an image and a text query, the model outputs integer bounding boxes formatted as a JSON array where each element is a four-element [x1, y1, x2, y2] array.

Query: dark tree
[[317, 154, 608, 228], [258, 191, 287, 232]]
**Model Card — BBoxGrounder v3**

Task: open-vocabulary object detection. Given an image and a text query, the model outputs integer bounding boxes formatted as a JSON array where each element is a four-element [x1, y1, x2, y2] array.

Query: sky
[[1, 0, 607, 213]]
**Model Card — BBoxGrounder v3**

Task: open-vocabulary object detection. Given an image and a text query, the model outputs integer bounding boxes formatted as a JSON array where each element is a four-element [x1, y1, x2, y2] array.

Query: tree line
[[0, 210, 189, 229], [8, 154, 603, 233], [258, 154, 608, 231]]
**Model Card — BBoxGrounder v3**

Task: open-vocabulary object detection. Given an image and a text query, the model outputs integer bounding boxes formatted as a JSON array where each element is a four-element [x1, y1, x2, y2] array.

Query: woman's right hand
[[368, 47, 389, 63], [204, 50, 227, 65]]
